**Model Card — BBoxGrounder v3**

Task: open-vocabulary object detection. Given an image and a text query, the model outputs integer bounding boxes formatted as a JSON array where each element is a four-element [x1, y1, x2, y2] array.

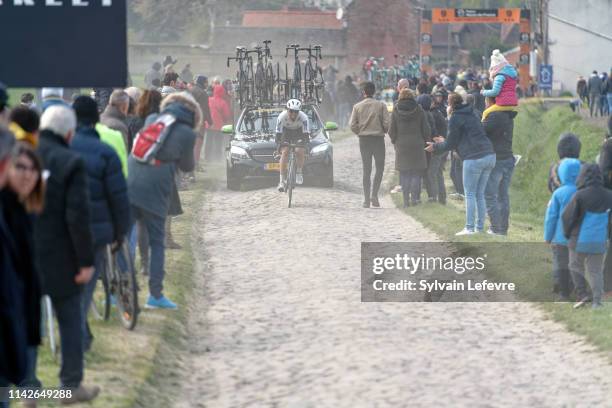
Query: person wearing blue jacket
[[71, 96, 131, 350], [562, 163, 612, 308], [426, 92, 496, 235], [544, 158, 581, 299]]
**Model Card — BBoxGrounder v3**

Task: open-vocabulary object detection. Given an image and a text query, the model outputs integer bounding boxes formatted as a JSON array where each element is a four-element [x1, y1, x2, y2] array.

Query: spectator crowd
[[0, 55, 221, 406]]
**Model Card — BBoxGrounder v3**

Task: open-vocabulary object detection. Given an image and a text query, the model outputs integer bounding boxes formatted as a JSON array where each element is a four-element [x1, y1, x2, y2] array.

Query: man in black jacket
[[483, 97, 518, 235], [35, 105, 100, 403], [72, 96, 130, 353]]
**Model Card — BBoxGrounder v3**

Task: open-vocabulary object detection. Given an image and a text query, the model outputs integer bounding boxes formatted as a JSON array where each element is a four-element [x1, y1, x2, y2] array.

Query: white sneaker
[[277, 182, 285, 192], [455, 228, 477, 236], [296, 172, 304, 185]]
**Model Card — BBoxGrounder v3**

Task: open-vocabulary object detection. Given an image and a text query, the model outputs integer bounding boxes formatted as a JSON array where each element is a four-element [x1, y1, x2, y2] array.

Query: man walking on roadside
[[350, 81, 390, 208]]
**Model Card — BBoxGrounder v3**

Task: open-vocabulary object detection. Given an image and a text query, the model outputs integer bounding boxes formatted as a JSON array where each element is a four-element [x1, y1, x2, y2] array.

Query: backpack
[[131, 113, 176, 164]]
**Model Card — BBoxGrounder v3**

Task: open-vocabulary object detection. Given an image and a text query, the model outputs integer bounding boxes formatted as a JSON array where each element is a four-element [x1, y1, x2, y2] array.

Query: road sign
[[539, 65, 553, 90], [0, 1, 127, 88]]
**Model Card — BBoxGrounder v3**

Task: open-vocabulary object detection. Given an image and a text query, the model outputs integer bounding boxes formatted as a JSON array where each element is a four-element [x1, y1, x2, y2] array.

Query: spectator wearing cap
[[101, 90, 130, 150], [71, 96, 130, 352], [34, 105, 100, 403], [41, 87, 67, 112]]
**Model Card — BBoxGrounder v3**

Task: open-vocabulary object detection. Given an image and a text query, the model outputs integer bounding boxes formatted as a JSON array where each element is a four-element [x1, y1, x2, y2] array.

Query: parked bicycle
[[91, 240, 139, 330]]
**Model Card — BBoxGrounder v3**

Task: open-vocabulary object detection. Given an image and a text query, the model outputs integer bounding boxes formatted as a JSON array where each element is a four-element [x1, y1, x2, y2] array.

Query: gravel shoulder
[[174, 135, 612, 408]]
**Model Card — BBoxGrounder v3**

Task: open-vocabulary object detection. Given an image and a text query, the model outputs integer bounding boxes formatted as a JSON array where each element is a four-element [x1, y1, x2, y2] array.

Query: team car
[[222, 105, 338, 191]]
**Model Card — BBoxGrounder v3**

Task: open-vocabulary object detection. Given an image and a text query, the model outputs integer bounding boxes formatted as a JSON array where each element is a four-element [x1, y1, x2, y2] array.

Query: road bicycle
[[42, 295, 59, 361], [302, 45, 325, 104], [286, 44, 302, 100], [279, 137, 308, 208], [227, 46, 249, 108], [91, 240, 139, 330]]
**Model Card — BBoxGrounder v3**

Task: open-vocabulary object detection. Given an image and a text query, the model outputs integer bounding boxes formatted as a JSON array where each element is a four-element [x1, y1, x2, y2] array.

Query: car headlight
[[310, 143, 330, 155], [230, 145, 249, 159]]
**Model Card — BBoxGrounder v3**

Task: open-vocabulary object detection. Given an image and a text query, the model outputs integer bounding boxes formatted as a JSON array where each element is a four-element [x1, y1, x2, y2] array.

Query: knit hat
[[454, 85, 468, 102], [73, 95, 100, 126], [489, 49, 509, 75], [195, 75, 208, 87], [42, 87, 64, 100]]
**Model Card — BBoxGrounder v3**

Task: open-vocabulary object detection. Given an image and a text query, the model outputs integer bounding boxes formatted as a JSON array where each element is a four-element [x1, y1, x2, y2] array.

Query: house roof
[[242, 8, 343, 30]]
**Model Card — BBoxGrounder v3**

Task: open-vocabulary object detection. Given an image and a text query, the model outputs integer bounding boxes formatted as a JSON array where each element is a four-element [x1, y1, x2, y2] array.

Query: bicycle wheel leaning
[[42, 295, 60, 361], [113, 241, 139, 330], [91, 246, 112, 321]]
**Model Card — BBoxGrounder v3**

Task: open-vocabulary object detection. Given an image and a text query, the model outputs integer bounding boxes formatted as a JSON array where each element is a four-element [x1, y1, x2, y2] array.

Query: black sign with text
[[0, 1, 127, 87]]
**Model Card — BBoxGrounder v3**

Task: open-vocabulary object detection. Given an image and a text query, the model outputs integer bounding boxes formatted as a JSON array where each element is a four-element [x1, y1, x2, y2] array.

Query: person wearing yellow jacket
[[96, 123, 127, 178]]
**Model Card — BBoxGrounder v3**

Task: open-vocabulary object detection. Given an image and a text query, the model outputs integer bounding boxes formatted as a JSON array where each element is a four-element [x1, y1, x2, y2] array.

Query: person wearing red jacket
[[205, 84, 232, 162]]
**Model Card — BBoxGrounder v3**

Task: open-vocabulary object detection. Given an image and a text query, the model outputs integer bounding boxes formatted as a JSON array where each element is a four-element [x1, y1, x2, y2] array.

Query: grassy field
[[32, 170, 206, 407], [391, 103, 612, 354]]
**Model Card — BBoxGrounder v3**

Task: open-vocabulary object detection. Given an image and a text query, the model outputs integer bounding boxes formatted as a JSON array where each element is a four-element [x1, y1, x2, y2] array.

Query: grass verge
[[391, 103, 612, 354], [34, 169, 206, 407]]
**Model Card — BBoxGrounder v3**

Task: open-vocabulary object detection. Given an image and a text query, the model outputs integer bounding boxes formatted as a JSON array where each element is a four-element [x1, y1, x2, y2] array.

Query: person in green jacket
[[96, 123, 128, 178]]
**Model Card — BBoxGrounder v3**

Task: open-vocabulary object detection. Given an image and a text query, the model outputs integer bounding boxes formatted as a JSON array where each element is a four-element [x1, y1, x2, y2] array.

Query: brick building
[[344, 0, 420, 69]]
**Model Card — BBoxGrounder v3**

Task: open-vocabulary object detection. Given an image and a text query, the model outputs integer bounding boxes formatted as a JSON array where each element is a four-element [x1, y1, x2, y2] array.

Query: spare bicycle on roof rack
[[227, 40, 326, 110]]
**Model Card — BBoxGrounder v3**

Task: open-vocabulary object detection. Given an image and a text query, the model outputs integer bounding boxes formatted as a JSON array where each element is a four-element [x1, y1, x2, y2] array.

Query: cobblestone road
[[175, 135, 612, 408]]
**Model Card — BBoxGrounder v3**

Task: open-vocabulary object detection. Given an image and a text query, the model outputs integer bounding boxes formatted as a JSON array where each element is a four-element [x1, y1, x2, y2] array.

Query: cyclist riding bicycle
[[275, 99, 311, 192]]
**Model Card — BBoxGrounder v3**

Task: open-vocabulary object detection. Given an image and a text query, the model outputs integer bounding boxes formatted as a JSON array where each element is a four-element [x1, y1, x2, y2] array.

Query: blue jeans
[[607, 93, 612, 115], [131, 205, 166, 298], [400, 169, 423, 205], [485, 157, 515, 234], [463, 154, 496, 231]]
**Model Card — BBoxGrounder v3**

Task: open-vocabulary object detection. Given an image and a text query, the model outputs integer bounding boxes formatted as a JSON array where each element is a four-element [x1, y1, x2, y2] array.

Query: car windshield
[[238, 107, 321, 138]]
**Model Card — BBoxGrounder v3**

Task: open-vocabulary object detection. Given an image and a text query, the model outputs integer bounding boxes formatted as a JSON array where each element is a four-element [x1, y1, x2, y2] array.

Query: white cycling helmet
[[286, 99, 302, 111]]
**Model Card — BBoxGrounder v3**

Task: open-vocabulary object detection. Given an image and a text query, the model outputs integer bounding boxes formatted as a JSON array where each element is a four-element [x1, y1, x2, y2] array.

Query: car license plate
[[265, 163, 280, 171]]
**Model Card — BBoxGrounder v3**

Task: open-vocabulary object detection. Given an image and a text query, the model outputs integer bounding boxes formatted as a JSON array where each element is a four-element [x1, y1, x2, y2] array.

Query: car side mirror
[[221, 124, 234, 134], [324, 121, 338, 131]]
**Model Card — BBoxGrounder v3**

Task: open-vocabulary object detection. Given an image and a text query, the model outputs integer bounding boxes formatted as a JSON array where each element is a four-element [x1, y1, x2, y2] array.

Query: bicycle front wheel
[[114, 241, 139, 330], [287, 151, 296, 208], [91, 246, 112, 321]]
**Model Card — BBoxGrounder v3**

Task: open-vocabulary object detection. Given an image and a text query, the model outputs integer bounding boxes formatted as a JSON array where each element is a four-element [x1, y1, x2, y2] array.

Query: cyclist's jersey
[[275, 110, 310, 135]]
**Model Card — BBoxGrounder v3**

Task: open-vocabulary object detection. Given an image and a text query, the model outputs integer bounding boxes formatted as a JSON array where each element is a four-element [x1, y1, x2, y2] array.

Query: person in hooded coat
[[563, 164, 612, 308], [206, 84, 232, 162], [389, 88, 431, 207], [544, 158, 581, 300], [128, 92, 200, 309]]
